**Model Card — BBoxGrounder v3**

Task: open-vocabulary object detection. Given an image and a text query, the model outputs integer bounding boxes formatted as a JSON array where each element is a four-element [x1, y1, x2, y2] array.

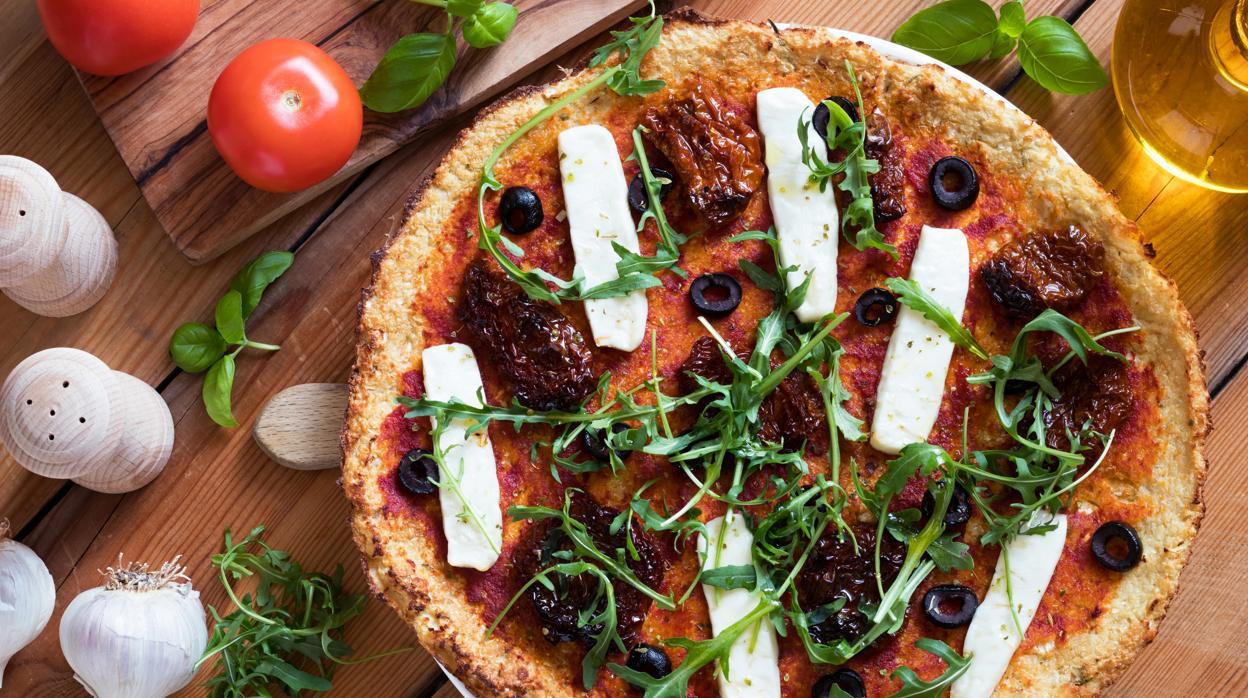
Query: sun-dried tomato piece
[[980, 226, 1105, 318], [864, 109, 906, 222], [641, 81, 764, 227], [1044, 355, 1133, 451], [798, 524, 905, 645], [677, 337, 827, 454], [526, 492, 666, 646], [460, 260, 595, 411], [678, 336, 733, 394]]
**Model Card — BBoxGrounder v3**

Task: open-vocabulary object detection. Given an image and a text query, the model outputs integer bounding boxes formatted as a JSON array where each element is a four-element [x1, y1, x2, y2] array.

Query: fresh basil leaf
[[701, 564, 756, 590], [998, 0, 1026, 37], [885, 277, 989, 360], [1017, 16, 1109, 95], [891, 0, 1000, 65], [446, 0, 484, 17], [988, 30, 1018, 60], [230, 250, 294, 318], [463, 2, 518, 49], [169, 322, 227, 374], [215, 290, 246, 345], [361, 32, 457, 113], [204, 356, 238, 429]]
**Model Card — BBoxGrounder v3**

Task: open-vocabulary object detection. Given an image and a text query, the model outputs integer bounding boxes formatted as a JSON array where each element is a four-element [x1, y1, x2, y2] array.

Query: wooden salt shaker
[[0, 348, 174, 493], [0, 156, 118, 317]]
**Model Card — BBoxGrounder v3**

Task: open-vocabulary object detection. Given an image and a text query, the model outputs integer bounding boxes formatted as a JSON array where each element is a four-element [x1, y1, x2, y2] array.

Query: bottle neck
[[1211, 0, 1248, 90]]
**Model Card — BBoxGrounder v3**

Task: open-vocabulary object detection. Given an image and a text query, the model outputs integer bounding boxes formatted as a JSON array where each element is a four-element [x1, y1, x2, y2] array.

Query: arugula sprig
[[361, 0, 519, 112], [474, 3, 675, 304], [169, 251, 292, 428], [799, 62, 897, 257], [890, 638, 972, 697], [892, 0, 1108, 95], [884, 276, 989, 360], [199, 526, 409, 697]]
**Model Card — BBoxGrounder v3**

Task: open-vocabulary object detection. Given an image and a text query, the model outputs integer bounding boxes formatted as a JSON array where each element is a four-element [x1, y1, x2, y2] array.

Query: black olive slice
[[580, 422, 631, 462], [812, 96, 861, 141], [922, 584, 979, 628], [1091, 521, 1143, 571], [812, 668, 867, 698], [689, 273, 742, 317], [397, 448, 438, 496], [928, 156, 980, 211], [853, 287, 898, 327], [498, 186, 544, 234], [920, 484, 973, 527], [625, 643, 672, 680], [628, 167, 675, 214]]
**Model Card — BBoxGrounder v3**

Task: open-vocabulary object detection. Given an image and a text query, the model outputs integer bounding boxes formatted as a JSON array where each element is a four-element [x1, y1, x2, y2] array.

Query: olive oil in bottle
[[1111, 0, 1248, 192]]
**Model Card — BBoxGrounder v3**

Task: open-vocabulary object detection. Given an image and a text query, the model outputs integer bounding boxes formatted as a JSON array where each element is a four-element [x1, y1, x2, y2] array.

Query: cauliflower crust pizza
[[343, 8, 1207, 698]]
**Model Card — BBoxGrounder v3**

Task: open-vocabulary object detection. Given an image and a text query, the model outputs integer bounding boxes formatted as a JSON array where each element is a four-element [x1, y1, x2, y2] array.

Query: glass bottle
[[1111, 0, 1248, 192]]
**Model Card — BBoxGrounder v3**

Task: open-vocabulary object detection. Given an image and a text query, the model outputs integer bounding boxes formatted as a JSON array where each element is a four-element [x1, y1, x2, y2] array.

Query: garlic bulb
[[0, 519, 55, 689], [60, 556, 207, 698]]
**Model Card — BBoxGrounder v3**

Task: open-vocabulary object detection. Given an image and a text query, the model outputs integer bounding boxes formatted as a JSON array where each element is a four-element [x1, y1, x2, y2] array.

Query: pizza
[[342, 8, 1208, 697]]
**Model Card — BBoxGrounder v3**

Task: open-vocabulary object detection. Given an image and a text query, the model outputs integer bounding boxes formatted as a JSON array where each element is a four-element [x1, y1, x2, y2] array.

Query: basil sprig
[[360, 0, 519, 113], [169, 251, 293, 428], [892, 0, 1107, 95]]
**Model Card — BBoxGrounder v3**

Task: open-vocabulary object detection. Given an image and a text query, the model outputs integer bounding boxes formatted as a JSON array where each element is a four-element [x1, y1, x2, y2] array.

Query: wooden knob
[[253, 383, 347, 470], [4, 192, 119, 317], [0, 348, 174, 492], [0, 156, 69, 288]]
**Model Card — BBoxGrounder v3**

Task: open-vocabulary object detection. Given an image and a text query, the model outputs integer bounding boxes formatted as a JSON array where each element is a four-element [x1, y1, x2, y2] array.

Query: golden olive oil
[[1112, 0, 1248, 192]]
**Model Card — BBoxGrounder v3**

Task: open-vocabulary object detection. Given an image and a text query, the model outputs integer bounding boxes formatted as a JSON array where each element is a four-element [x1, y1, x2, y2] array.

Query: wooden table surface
[[2, 0, 1246, 696]]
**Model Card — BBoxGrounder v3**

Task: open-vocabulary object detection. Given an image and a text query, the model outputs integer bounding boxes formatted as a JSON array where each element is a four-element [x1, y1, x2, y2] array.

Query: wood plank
[[1105, 364, 1248, 696], [83, 0, 645, 264]]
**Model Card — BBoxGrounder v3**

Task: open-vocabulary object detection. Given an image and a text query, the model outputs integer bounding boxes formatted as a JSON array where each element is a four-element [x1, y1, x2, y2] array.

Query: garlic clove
[[0, 519, 56, 689], [59, 556, 207, 698]]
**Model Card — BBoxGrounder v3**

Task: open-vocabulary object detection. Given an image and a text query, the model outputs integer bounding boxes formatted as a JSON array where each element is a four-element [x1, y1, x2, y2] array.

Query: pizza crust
[[343, 10, 1207, 696]]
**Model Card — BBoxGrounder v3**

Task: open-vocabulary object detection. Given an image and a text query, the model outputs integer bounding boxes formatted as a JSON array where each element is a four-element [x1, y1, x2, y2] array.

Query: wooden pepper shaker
[[0, 348, 174, 493], [0, 156, 118, 317]]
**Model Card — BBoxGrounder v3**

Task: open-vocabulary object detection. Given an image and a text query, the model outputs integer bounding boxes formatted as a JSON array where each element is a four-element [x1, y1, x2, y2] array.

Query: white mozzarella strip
[[869, 225, 970, 454], [756, 88, 839, 323], [952, 514, 1069, 698], [422, 343, 504, 571], [698, 512, 782, 698], [557, 124, 648, 352]]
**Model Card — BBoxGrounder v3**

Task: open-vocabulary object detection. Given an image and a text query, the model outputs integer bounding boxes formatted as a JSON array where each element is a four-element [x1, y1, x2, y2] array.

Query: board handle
[[253, 383, 348, 470]]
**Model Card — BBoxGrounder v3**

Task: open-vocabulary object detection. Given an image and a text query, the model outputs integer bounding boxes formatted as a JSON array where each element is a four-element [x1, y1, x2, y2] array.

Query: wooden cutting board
[[73, 0, 645, 264]]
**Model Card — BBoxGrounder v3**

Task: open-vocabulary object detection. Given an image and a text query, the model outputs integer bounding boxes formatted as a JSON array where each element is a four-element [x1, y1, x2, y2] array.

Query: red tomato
[[207, 39, 363, 193], [37, 0, 199, 76]]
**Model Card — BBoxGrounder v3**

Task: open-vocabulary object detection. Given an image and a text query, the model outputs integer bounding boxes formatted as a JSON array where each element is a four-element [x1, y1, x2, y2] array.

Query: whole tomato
[[208, 39, 363, 193], [37, 0, 199, 76]]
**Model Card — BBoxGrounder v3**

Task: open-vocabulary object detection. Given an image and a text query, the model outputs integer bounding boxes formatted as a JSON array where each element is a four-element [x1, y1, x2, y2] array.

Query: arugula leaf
[[463, 2, 518, 48], [701, 564, 757, 590], [361, 32, 457, 113], [884, 277, 989, 360], [891, 0, 1000, 65], [1017, 16, 1109, 95], [199, 526, 406, 697], [169, 323, 226, 374], [230, 250, 293, 318], [889, 638, 971, 697], [609, 599, 776, 697]]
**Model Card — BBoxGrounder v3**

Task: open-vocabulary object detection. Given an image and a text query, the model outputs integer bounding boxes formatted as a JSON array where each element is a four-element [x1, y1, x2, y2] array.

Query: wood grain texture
[[83, 0, 645, 264], [253, 383, 349, 470], [2, 0, 1246, 696]]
